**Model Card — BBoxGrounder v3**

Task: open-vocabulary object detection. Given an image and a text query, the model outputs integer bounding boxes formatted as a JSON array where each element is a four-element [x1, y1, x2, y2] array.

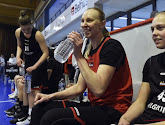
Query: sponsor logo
[[33, 86, 40, 88], [24, 52, 34, 55], [71, 6, 74, 15], [25, 39, 29, 42], [18, 116, 26, 121], [147, 102, 165, 114], [160, 81, 165, 86], [160, 72, 165, 75]]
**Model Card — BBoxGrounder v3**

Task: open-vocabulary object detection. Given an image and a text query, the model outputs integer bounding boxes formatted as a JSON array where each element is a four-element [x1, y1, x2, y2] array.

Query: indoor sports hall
[[0, 0, 164, 124]]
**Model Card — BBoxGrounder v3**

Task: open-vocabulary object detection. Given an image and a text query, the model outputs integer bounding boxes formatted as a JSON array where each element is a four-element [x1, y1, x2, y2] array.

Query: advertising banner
[[71, 0, 88, 21]]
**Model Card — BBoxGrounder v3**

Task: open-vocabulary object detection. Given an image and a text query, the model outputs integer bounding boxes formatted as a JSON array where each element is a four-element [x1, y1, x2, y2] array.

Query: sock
[[28, 108, 32, 116], [15, 100, 23, 109], [15, 98, 20, 105], [14, 86, 18, 95], [16, 98, 19, 102], [19, 101, 23, 106]]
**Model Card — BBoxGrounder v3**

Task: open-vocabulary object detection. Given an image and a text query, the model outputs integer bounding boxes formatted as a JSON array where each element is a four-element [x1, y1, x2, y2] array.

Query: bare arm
[[15, 28, 24, 67], [27, 31, 48, 72], [68, 32, 116, 97], [118, 82, 151, 124], [34, 74, 86, 105], [34, 31, 48, 68], [76, 56, 115, 97]]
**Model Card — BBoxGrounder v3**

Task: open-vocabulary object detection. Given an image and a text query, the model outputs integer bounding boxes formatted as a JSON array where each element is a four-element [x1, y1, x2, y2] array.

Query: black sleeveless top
[[20, 28, 47, 70]]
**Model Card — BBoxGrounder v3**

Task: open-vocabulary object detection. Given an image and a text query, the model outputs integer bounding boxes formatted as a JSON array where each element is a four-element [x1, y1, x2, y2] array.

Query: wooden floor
[[0, 76, 16, 125]]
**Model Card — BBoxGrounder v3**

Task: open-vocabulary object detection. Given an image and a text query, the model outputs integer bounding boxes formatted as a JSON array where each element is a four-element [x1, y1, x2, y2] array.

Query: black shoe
[[4, 105, 15, 114], [6, 112, 15, 117], [14, 110, 28, 119], [15, 105, 22, 113], [6, 104, 22, 118], [6, 107, 22, 118], [10, 115, 28, 124], [10, 118, 19, 124]]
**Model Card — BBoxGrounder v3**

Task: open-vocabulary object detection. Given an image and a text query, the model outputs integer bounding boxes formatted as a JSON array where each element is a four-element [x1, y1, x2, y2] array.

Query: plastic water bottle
[[11, 80, 15, 93], [54, 29, 84, 63], [58, 78, 65, 91], [4, 74, 7, 86], [82, 89, 89, 102], [25, 73, 31, 93], [19, 63, 25, 76]]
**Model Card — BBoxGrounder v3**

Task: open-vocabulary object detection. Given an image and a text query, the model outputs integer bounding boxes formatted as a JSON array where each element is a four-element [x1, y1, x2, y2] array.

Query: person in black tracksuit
[[14, 10, 48, 124], [118, 11, 165, 125]]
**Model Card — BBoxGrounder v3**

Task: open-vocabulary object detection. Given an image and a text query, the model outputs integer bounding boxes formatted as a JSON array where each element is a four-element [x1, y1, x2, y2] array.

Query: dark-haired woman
[[30, 7, 133, 125], [14, 10, 48, 125]]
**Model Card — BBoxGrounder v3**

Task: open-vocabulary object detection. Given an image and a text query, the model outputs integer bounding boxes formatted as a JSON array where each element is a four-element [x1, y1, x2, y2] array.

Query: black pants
[[131, 112, 164, 124], [29, 100, 122, 125]]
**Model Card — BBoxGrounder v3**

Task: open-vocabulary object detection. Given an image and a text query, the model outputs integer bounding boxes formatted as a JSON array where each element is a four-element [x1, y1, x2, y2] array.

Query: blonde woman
[[118, 11, 165, 125], [30, 7, 133, 125]]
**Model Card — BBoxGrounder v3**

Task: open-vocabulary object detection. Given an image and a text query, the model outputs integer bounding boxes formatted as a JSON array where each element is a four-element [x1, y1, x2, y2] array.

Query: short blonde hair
[[155, 11, 165, 17]]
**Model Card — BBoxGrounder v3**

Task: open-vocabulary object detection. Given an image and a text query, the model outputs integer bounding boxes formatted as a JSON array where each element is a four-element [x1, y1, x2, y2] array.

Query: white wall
[[111, 23, 164, 101]]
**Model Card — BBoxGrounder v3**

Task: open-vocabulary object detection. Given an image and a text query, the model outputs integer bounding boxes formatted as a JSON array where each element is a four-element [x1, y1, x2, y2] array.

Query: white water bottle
[[82, 89, 89, 102], [54, 29, 84, 63], [11, 80, 15, 93], [58, 78, 65, 91], [4, 74, 7, 86], [25, 73, 31, 93]]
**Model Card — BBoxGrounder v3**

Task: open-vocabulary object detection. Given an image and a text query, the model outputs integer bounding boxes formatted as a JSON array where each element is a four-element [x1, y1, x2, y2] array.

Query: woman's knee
[[51, 118, 81, 125], [17, 82, 24, 90], [40, 108, 74, 125], [14, 75, 20, 81], [30, 104, 46, 125], [40, 109, 65, 125], [40, 110, 55, 125], [31, 104, 41, 114], [14, 75, 23, 82]]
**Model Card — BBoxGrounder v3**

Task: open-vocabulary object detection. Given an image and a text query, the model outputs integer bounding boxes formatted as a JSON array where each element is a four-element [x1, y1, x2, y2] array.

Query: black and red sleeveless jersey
[[87, 37, 133, 114]]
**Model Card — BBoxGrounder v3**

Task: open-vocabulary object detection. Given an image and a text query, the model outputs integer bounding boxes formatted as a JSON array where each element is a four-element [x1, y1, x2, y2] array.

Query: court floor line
[[0, 100, 15, 103]]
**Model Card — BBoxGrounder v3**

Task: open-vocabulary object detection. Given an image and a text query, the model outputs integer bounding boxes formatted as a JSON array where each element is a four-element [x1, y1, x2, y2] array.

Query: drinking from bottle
[[54, 29, 84, 63]]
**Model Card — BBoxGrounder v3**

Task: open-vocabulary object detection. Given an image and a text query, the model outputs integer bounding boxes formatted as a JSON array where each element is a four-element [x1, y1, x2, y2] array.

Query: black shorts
[[42, 80, 59, 94], [30, 100, 122, 125], [31, 68, 47, 89]]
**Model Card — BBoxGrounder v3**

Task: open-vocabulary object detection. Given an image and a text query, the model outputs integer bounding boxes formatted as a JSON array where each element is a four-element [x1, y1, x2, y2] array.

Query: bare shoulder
[[15, 28, 21, 38], [35, 30, 43, 37], [35, 30, 45, 42]]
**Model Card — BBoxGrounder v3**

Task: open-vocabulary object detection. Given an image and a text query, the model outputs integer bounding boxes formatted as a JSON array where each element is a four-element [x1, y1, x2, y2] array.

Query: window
[[132, 4, 152, 24], [36, 14, 44, 31], [114, 15, 127, 29], [157, 0, 165, 12], [106, 21, 111, 32]]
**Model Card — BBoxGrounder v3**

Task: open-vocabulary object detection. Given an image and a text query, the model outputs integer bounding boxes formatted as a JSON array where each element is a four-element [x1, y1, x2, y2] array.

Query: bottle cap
[[21, 63, 25, 68]]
